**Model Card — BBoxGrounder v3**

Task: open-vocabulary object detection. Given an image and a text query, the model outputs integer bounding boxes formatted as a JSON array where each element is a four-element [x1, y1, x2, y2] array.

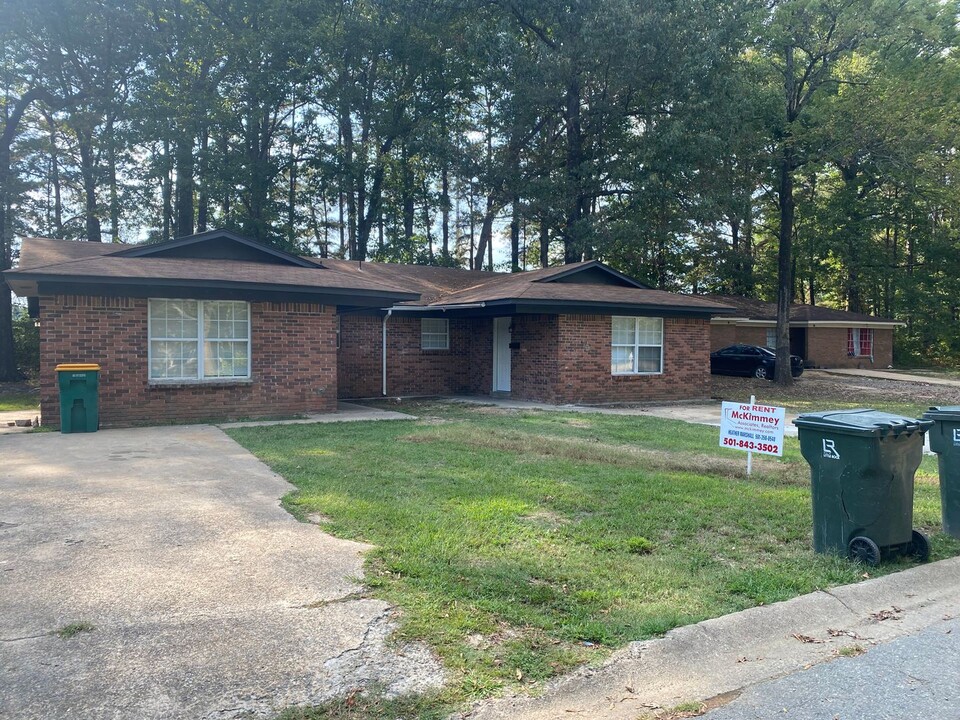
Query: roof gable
[[533, 261, 650, 288], [114, 230, 317, 267]]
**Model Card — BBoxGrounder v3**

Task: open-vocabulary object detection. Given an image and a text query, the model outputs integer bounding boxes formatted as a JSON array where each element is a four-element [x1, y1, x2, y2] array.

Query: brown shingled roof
[[431, 274, 729, 312], [702, 294, 902, 325], [6, 235, 733, 316], [6, 237, 418, 301]]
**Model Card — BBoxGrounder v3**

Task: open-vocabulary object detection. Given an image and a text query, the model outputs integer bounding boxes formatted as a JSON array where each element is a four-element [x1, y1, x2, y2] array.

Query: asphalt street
[[703, 617, 960, 720]]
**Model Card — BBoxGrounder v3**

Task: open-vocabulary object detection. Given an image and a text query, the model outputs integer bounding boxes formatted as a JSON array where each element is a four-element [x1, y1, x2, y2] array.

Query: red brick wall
[[337, 314, 382, 398], [710, 323, 738, 350], [40, 295, 337, 428], [468, 319, 493, 394], [806, 327, 895, 368], [551, 315, 711, 404], [711, 322, 897, 369], [340, 312, 712, 404], [511, 315, 559, 401], [710, 323, 770, 350], [338, 314, 488, 398]]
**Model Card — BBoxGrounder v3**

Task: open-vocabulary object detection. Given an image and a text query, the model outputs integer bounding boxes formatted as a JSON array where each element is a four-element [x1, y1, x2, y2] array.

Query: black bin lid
[[793, 409, 932, 437], [922, 406, 960, 422]]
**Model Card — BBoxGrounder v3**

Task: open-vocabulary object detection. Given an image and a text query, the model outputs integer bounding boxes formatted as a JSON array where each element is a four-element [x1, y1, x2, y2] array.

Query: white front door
[[492, 317, 512, 392]]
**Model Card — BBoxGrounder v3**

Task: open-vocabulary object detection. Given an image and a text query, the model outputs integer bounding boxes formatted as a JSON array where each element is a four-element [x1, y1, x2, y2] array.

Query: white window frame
[[849, 327, 874, 358], [421, 318, 450, 350], [611, 316, 664, 375], [765, 328, 777, 349], [148, 299, 252, 382]]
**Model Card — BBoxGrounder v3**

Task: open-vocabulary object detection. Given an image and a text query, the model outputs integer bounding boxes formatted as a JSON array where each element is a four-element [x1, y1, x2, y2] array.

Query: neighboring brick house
[[704, 295, 903, 369], [5, 231, 731, 428]]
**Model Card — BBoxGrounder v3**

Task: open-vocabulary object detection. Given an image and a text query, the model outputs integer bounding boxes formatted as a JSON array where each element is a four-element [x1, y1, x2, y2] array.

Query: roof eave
[[430, 297, 728, 316], [3, 271, 419, 305]]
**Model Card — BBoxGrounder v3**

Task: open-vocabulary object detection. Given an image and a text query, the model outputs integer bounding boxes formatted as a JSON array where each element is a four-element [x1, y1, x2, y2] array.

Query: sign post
[[719, 398, 786, 474]]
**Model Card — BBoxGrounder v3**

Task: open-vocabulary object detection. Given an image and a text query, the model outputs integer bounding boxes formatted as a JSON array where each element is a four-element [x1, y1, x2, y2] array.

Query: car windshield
[[757, 347, 776, 357]]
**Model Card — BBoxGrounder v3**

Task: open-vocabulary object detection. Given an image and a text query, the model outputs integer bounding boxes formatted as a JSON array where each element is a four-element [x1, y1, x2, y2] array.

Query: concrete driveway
[[0, 426, 443, 720]]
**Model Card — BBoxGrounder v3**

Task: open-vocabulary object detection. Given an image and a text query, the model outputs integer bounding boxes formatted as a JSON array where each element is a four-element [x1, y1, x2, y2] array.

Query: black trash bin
[[793, 409, 932, 565], [921, 406, 960, 539], [55, 364, 100, 433]]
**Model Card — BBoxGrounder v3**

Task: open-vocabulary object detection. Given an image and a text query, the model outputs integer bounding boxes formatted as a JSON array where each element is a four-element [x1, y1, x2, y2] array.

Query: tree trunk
[[510, 197, 521, 272], [563, 76, 584, 264], [77, 127, 102, 242], [774, 146, 795, 385], [539, 220, 549, 268], [162, 139, 173, 242], [441, 166, 450, 261], [0, 153, 17, 379], [401, 144, 414, 244], [473, 196, 495, 272], [197, 125, 209, 232], [106, 114, 120, 242], [174, 136, 195, 238], [41, 109, 63, 236], [775, 45, 797, 386]]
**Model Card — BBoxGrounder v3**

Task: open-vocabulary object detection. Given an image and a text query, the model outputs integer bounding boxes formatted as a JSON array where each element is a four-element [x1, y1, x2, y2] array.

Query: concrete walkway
[[822, 368, 960, 388], [218, 401, 416, 428], [0, 408, 40, 434], [0, 425, 443, 720], [459, 557, 960, 720]]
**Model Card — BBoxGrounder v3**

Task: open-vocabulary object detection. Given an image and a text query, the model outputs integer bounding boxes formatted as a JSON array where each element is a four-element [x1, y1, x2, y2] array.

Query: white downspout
[[382, 308, 393, 396]]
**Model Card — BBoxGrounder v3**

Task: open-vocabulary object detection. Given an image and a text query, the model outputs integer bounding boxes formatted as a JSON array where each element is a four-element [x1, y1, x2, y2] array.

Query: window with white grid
[[765, 328, 777, 349], [611, 317, 663, 374], [421, 318, 449, 350], [149, 299, 250, 381], [848, 328, 874, 357]]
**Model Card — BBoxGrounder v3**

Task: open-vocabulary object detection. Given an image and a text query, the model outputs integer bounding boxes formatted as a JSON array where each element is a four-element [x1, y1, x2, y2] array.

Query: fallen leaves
[[791, 633, 824, 644], [870, 606, 903, 622]]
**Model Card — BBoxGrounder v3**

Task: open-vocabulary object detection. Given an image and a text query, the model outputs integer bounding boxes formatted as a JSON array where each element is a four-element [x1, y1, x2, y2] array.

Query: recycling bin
[[921, 406, 960, 538], [793, 409, 932, 565], [55, 364, 100, 433]]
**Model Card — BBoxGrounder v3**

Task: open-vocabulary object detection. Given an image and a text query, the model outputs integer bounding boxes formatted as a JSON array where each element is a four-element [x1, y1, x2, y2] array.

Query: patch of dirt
[[711, 371, 960, 409]]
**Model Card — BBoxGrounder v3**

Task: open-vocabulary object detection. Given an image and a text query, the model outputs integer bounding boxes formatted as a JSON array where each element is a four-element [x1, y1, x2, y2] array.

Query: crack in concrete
[[821, 588, 859, 615], [323, 607, 394, 667], [0, 633, 49, 643]]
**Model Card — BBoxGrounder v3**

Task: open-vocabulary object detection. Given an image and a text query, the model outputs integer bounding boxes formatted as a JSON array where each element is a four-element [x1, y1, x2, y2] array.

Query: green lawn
[[0, 392, 39, 412], [227, 401, 958, 718]]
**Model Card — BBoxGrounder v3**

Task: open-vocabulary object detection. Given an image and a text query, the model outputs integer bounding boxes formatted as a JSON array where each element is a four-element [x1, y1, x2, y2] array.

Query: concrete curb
[[459, 556, 960, 719]]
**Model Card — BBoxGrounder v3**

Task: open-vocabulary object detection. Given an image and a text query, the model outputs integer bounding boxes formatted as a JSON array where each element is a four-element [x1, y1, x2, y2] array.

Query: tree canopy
[[2, 0, 959, 379]]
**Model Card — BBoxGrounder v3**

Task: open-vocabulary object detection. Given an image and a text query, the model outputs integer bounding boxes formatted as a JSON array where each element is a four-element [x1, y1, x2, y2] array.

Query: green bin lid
[[792, 409, 932, 437], [922, 406, 960, 422]]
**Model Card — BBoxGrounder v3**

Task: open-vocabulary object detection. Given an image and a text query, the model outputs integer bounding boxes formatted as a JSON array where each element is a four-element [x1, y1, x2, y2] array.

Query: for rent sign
[[719, 401, 786, 457]]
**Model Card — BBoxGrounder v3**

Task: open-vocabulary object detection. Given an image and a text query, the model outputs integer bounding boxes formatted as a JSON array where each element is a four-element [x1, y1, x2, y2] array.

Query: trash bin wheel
[[848, 536, 881, 566], [907, 530, 930, 562]]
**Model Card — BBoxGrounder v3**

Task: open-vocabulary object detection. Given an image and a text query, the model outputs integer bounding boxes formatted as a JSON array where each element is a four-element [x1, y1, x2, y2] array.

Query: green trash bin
[[55, 364, 100, 433], [921, 406, 960, 539], [793, 409, 932, 565]]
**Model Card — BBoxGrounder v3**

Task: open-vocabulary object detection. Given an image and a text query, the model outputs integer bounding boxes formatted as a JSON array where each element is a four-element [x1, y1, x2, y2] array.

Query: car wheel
[[753, 365, 769, 380]]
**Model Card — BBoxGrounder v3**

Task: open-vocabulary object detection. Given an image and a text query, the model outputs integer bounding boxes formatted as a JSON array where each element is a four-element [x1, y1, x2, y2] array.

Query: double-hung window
[[421, 318, 449, 350], [149, 299, 251, 381], [847, 328, 874, 358], [611, 316, 663, 374]]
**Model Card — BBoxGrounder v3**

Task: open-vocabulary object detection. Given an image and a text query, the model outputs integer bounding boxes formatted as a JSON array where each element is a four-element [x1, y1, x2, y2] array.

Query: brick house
[[5, 231, 731, 428], [704, 295, 903, 368]]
